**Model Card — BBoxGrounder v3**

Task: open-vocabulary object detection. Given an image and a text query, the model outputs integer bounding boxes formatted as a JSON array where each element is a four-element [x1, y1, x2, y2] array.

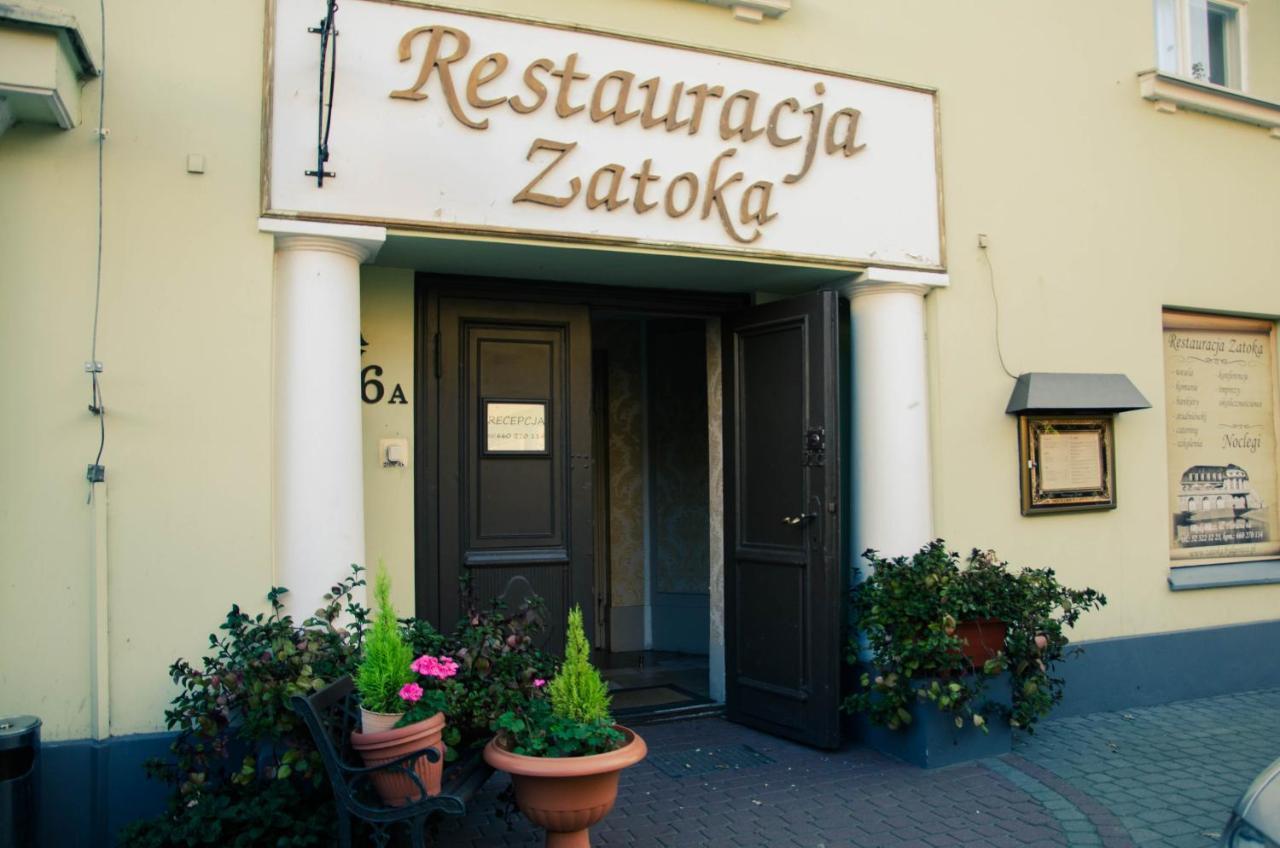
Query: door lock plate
[[803, 426, 826, 466]]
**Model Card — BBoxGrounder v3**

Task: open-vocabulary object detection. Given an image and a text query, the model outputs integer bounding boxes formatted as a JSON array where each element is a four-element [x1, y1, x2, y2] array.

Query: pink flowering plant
[[395, 653, 461, 727]]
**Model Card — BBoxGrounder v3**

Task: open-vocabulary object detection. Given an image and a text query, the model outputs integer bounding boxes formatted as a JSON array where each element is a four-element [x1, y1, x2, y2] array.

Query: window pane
[[1189, 0, 1211, 81], [1155, 0, 1180, 73], [1207, 6, 1228, 85]]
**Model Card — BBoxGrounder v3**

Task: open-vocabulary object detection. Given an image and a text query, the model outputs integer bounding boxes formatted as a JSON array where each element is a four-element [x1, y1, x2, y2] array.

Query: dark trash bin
[[0, 716, 41, 848]]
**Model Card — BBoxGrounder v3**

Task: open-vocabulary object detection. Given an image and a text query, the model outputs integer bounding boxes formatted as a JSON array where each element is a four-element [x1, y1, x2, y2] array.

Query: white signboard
[[485, 402, 547, 453], [1038, 431, 1104, 493], [267, 0, 943, 269]]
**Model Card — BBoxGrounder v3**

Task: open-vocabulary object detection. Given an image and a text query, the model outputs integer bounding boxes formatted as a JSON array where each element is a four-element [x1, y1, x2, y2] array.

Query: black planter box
[[855, 674, 1012, 768]]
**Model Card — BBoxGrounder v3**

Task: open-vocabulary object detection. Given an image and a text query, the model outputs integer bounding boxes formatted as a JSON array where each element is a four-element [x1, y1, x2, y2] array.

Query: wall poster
[[1163, 310, 1280, 564]]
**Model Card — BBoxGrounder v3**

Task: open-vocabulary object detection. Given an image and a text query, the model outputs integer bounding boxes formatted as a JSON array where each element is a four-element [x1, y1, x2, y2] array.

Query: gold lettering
[[510, 58, 553, 114], [784, 84, 825, 184], [740, 180, 778, 227], [590, 71, 641, 125], [664, 172, 699, 218], [766, 98, 802, 147], [630, 159, 661, 213], [513, 138, 581, 208], [585, 164, 630, 210], [719, 90, 764, 142], [551, 53, 590, 118], [466, 53, 509, 110], [637, 78, 689, 131], [824, 107, 867, 156], [389, 26, 486, 130], [684, 84, 725, 135], [702, 148, 758, 244]]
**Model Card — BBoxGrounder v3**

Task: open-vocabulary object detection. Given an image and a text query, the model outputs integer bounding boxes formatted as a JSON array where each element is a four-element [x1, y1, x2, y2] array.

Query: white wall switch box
[[380, 438, 408, 468]]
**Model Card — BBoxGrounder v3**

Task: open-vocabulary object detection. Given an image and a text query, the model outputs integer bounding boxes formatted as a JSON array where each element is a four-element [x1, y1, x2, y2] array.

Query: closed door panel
[[430, 296, 592, 654]]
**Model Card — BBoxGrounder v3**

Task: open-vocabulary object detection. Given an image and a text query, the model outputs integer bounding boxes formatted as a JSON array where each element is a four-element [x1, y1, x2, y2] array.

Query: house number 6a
[[362, 365, 408, 405]]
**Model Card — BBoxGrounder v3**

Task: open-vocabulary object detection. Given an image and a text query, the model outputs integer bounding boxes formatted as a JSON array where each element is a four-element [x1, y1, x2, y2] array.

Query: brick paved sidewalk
[[431, 688, 1280, 847], [1012, 688, 1280, 848]]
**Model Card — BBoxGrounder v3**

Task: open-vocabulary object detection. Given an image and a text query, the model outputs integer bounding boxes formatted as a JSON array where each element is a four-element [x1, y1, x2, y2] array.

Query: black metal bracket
[[305, 1, 339, 186]]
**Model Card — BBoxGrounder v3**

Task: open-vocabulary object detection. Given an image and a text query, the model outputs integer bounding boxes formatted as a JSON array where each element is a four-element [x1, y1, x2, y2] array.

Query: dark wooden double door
[[418, 284, 846, 748]]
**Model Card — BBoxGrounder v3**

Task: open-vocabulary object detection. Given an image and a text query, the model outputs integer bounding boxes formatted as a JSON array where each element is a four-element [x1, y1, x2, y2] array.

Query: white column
[[846, 268, 948, 564], [259, 219, 386, 619]]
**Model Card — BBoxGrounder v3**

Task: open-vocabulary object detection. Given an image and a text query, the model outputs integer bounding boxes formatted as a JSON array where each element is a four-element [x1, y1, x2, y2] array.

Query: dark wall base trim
[[41, 731, 175, 847], [1168, 559, 1280, 590], [1056, 618, 1280, 717]]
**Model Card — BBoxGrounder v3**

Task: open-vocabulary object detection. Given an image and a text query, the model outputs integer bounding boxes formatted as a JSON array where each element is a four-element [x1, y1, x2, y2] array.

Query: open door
[[723, 290, 846, 749]]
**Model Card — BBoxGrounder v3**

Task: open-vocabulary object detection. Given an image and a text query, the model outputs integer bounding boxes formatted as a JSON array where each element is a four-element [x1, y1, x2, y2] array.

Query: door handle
[[781, 514, 815, 526]]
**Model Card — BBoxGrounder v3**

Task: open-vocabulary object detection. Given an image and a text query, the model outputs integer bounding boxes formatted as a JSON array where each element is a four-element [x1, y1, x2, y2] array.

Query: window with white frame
[[1155, 0, 1248, 89]]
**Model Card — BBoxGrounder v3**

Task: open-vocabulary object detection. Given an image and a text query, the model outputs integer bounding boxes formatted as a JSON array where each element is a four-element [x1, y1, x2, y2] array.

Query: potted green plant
[[484, 605, 647, 847], [843, 541, 1105, 767], [350, 567, 459, 804], [963, 548, 1107, 731], [353, 568, 415, 732]]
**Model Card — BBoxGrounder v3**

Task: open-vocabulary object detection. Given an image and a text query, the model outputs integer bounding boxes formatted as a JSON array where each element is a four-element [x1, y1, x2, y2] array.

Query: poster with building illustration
[[1163, 313, 1280, 563]]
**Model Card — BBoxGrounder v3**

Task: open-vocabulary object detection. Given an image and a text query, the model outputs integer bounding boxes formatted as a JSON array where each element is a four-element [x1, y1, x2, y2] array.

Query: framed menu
[[1019, 415, 1116, 514], [1162, 311, 1280, 565]]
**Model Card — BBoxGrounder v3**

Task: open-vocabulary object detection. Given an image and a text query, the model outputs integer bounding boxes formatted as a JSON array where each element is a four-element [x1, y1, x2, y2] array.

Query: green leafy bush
[[494, 697, 623, 758], [842, 541, 1106, 733], [354, 566, 414, 714], [968, 549, 1107, 729], [410, 597, 555, 750], [494, 605, 622, 757], [120, 571, 555, 846], [118, 568, 367, 847]]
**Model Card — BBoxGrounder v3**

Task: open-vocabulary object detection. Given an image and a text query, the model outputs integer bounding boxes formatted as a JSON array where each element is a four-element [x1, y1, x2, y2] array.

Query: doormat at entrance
[[610, 685, 711, 714], [648, 744, 776, 779]]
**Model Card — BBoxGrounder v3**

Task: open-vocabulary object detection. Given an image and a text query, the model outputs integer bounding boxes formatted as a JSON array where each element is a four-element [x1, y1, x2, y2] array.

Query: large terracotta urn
[[955, 618, 1007, 670], [484, 726, 648, 848], [350, 711, 447, 806]]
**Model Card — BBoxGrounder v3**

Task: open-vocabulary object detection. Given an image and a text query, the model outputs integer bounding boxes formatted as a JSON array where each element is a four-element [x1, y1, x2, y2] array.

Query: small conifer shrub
[[355, 566, 415, 714], [494, 605, 624, 757], [548, 605, 612, 724]]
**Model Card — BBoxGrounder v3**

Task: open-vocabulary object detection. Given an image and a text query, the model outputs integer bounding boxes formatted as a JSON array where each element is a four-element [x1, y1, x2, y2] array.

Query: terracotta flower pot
[[484, 726, 648, 848], [955, 618, 1007, 669], [350, 711, 447, 806]]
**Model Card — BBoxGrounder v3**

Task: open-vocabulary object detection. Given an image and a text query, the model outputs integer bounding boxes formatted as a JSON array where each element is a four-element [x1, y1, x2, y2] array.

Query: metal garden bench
[[290, 675, 493, 848]]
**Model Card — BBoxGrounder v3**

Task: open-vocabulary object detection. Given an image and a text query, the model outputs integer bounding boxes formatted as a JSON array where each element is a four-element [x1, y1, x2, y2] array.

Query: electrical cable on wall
[[979, 238, 1018, 381], [86, 0, 107, 503]]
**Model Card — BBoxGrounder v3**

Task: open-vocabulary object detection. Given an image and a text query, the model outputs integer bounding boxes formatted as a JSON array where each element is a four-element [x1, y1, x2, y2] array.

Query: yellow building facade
[[2, 0, 1279, 840]]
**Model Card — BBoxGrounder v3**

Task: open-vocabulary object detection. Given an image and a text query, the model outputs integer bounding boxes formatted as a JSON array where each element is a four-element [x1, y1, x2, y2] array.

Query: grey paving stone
[[425, 687, 1279, 847]]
